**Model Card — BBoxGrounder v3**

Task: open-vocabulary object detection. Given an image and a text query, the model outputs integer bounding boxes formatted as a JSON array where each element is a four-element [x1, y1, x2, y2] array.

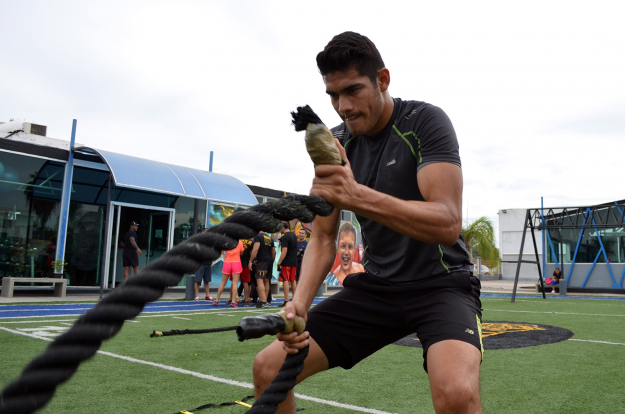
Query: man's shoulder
[[393, 99, 445, 128]]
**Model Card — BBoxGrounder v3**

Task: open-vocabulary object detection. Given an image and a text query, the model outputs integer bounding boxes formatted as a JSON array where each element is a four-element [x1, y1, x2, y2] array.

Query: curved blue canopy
[[76, 147, 257, 206]]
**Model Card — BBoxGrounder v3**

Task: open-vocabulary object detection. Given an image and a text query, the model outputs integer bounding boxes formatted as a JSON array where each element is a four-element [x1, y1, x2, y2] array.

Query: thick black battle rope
[[245, 345, 309, 414], [0, 194, 332, 414], [151, 326, 238, 337]]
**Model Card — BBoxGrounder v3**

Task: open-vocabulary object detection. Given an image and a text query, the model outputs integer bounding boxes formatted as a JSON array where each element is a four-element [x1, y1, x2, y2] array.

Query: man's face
[[132, 225, 139, 231], [337, 231, 356, 273], [298, 230, 306, 241], [324, 68, 385, 137]]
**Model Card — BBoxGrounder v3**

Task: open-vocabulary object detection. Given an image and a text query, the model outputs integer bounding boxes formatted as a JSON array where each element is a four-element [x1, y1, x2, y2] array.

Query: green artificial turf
[[1, 296, 625, 413]]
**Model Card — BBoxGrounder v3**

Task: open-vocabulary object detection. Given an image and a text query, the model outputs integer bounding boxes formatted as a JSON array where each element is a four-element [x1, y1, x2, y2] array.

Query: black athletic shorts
[[122, 250, 139, 268], [255, 262, 271, 280], [306, 271, 483, 373]]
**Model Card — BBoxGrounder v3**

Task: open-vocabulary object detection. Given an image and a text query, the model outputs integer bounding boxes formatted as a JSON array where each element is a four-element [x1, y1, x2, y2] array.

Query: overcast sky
[[2, 1, 624, 240]]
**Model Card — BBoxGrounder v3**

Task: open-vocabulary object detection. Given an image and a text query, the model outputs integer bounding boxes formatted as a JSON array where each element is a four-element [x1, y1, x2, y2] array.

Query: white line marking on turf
[[0, 318, 78, 324], [0, 307, 254, 320], [569, 339, 625, 346], [172, 317, 191, 320], [485, 309, 625, 317], [0, 326, 396, 414]]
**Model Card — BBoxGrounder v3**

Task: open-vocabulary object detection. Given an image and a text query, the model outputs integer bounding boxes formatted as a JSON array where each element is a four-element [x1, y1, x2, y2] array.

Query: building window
[[0, 151, 63, 279], [546, 227, 625, 264]]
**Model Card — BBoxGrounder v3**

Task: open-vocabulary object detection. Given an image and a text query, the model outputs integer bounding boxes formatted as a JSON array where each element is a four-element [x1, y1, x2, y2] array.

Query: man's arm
[[278, 247, 287, 265], [292, 209, 340, 310], [129, 237, 142, 255], [271, 246, 276, 262], [277, 209, 339, 354], [311, 140, 462, 246], [248, 242, 260, 268]]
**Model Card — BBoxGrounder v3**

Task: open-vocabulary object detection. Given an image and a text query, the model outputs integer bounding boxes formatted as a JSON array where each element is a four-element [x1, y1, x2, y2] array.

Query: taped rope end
[[151, 331, 163, 337]]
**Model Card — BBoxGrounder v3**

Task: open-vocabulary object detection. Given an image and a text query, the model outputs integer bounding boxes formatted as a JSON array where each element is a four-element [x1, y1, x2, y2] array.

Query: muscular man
[[249, 230, 275, 308], [122, 221, 142, 280], [277, 222, 298, 307], [253, 32, 482, 413]]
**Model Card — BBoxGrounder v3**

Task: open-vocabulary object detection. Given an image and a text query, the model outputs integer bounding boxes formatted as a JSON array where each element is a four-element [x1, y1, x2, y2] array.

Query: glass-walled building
[[0, 130, 256, 291], [500, 201, 625, 291], [543, 202, 625, 290]]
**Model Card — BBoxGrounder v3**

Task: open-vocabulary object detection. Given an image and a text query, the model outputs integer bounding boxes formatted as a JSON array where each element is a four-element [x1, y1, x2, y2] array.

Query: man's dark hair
[[316, 31, 385, 85], [281, 222, 290, 230]]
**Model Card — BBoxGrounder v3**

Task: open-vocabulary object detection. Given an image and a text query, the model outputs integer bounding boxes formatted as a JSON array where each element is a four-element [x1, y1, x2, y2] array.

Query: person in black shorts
[[253, 32, 483, 413], [277, 222, 298, 307], [122, 221, 142, 280], [249, 231, 275, 308]]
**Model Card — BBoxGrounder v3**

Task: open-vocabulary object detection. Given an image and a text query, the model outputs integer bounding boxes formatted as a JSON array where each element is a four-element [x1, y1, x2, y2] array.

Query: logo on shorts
[[393, 321, 573, 350], [386, 159, 397, 166]]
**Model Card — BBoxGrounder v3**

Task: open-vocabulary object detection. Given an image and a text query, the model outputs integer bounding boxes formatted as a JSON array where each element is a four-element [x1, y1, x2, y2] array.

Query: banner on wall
[[325, 218, 364, 286]]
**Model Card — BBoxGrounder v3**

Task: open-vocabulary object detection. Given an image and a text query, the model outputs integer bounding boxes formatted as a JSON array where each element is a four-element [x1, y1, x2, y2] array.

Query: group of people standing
[[194, 222, 309, 309]]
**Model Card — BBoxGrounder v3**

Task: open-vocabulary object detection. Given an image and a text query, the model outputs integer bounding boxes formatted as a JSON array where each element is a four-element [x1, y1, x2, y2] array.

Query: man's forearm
[[348, 184, 461, 245], [293, 234, 336, 309], [278, 248, 287, 265]]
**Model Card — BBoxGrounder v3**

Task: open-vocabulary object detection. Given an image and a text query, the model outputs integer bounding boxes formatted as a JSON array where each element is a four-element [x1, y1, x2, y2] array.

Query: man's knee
[[253, 342, 283, 392], [427, 340, 482, 413], [431, 378, 480, 413]]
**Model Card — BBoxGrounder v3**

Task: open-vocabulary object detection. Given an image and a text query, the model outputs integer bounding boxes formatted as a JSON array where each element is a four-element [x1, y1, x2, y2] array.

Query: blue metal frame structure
[[567, 209, 589, 286], [511, 200, 625, 302], [615, 202, 625, 287]]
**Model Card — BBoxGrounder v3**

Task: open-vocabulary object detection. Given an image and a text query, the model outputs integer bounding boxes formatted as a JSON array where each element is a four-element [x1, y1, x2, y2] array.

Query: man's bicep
[[417, 162, 463, 216]]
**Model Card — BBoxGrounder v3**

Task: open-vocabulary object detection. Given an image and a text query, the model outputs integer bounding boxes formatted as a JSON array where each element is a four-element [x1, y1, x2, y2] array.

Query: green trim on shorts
[[476, 314, 484, 359]]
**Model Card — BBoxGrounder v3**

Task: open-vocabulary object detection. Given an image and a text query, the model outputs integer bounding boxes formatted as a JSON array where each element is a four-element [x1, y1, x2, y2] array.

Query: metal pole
[[541, 197, 545, 284], [529, 222, 546, 299], [112, 205, 121, 288], [99, 176, 112, 299], [559, 227, 567, 296], [55, 120, 77, 273], [511, 209, 530, 303], [209, 151, 214, 172]]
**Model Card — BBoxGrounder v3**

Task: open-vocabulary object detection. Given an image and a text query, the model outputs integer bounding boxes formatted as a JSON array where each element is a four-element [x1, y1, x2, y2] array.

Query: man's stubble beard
[[347, 90, 385, 137]]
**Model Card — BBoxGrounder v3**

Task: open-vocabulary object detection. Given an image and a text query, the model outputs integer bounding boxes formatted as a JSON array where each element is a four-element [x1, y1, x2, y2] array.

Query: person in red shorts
[[277, 222, 298, 307], [214, 240, 244, 308]]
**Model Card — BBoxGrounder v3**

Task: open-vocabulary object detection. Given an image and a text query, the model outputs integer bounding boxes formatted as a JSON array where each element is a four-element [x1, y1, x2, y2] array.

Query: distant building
[[0, 122, 256, 289], [499, 201, 625, 292]]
